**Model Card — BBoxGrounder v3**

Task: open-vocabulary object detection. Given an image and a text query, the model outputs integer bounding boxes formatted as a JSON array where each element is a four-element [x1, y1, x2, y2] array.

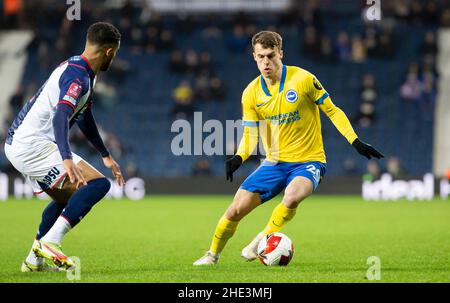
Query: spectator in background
[[343, 158, 358, 176], [198, 50, 213, 75], [421, 71, 437, 108], [302, 26, 321, 58], [227, 24, 249, 53], [159, 30, 174, 51], [185, 48, 199, 74], [169, 50, 186, 74], [194, 72, 211, 101], [335, 31, 351, 62], [105, 130, 125, 159], [202, 13, 223, 41], [9, 85, 24, 117], [125, 161, 140, 179], [357, 74, 377, 127], [351, 35, 367, 63], [106, 58, 130, 85], [210, 77, 226, 101], [130, 27, 144, 54], [363, 27, 378, 57], [377, 29, 395, 58], [303, 0, 324, 32], [363, 160, 381, 181], [93, 80, 119, 111], [441, 8, 450, 27], [192, 159, 213, 176], [421, 31, 438, 57], [386, 156, 406, 179], [171, 81, 194, 119], [421, 31, 438, 71], [320, 35, 336, 63], [144, 26, 159, 53], [37, 42, 51, 71], [400, 71, 422, 102]]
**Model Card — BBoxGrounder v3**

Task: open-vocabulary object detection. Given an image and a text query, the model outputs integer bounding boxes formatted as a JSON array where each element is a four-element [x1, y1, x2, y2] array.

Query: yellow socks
[[209, 215, 239, 255], [262, 203, 297, 236]]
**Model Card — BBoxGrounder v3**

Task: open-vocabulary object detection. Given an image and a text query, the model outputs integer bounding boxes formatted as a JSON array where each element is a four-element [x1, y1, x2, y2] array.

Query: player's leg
[[241, 177, 313, 261], [34, 160, 110, 268], [242, 162, 326, 261], [261, 176, 313, 235], [4, 143, 69, 271], [194, 162, 286, 265], [22, 201, 66, 272], [193, 189, 261, 265]]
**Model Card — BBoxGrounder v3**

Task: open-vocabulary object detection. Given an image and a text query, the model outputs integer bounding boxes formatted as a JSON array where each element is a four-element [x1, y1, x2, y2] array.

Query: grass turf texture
[[0, 195, 449, 282]]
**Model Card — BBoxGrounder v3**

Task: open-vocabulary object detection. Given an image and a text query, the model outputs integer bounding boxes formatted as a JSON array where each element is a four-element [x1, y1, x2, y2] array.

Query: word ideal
[[362, 173, 449, 201]]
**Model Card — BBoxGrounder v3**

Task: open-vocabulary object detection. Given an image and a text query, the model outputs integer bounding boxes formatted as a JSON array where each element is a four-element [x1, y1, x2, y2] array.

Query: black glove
[[226, 155, 243, 182], [352, 138, 384, 160]]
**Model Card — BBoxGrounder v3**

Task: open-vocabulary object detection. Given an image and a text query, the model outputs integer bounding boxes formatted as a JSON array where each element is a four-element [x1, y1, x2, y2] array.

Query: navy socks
[[61, 178, 111, 227]]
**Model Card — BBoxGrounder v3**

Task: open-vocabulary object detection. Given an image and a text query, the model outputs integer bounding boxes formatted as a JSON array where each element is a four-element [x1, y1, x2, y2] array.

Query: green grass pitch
[[0, 195, 449, 282]]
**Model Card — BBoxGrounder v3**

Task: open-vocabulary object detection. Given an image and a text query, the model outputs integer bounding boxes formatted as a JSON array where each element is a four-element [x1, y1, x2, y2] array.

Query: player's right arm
[[226, 86, 259, 182], [53, 69, 89, 187], [303, 72, 384, 160]]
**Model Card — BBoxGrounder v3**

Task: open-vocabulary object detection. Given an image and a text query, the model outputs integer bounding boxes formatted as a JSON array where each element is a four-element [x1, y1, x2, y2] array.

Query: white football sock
[[40, 216, 71, 245]]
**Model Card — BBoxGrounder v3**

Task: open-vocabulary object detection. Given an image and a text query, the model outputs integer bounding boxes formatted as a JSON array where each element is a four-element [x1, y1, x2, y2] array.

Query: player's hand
[[103, 155, 125, 186], [226, 155, 243, 182], [63, 159, 87, 189], [352, 138, 384, 160]]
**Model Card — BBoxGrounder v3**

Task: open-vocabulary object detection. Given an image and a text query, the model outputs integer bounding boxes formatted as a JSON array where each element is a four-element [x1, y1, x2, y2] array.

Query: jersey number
[[306, 165, 321, 183]]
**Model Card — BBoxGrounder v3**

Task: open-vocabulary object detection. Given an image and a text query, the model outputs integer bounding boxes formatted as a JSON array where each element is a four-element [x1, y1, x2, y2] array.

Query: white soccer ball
[[257, 232, 294, 266]]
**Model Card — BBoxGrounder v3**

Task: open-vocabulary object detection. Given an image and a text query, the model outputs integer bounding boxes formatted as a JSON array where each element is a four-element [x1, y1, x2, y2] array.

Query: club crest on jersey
[[285, 89, 298, 103]]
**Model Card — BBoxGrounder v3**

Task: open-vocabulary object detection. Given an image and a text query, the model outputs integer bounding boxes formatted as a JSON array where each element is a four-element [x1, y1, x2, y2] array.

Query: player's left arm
[[76, 105, 125, 185], [306, 75, 384, 159]]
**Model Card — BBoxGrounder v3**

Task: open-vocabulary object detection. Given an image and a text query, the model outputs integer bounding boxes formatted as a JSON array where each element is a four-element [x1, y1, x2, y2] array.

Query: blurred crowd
[[1, 0, 447, 178]]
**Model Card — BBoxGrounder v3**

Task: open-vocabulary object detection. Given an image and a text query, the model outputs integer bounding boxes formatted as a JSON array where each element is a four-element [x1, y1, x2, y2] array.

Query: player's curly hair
[[251, 31, 282, 51], [87, 22, 121, 46]]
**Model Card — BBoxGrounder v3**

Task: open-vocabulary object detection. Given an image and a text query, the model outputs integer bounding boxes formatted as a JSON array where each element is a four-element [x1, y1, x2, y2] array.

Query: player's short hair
[[251, 31, 282, 51], [87, 22, 121, 46]]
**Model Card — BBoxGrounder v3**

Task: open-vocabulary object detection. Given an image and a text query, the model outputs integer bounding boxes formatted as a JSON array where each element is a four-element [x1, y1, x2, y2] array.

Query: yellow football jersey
[[237, 65, 357, 163]]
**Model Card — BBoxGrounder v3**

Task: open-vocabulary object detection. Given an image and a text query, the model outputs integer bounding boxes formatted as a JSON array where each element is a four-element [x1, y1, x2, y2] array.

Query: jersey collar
[[80, 54, 96, 79], [260, 64, 287, 97]]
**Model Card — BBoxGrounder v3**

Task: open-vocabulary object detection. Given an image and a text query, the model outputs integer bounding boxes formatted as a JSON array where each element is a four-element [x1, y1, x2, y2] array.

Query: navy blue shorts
[[240, 160, 326, 203]]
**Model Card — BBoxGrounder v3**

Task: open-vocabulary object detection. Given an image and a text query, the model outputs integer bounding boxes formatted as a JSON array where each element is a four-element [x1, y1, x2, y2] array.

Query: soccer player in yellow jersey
[[194, 31, 383, 265]]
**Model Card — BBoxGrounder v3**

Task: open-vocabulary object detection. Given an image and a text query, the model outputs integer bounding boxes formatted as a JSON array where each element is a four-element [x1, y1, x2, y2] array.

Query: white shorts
[[4, 140, 84, 194]]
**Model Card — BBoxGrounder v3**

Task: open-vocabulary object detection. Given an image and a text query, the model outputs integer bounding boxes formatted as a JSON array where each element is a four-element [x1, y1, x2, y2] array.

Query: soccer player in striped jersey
[[4, 22, 125, 271], [194, 31, 383, 265]]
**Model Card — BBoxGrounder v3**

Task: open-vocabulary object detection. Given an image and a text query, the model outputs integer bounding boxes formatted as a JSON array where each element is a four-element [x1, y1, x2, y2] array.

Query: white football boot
[[193, 251, 219, 266], [241, 233, 264, 261]]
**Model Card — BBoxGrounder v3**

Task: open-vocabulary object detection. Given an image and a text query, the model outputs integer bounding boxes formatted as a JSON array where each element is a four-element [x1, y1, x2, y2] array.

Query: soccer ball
[[257, 232, 294, 266]]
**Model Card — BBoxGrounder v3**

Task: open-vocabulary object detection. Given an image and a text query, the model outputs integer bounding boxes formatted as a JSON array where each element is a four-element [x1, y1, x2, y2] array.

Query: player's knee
[[226, 197, 247, 221], [225, 204, 243, 221], [283, 191, 311, 208], [92, 177, 111, 197]]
